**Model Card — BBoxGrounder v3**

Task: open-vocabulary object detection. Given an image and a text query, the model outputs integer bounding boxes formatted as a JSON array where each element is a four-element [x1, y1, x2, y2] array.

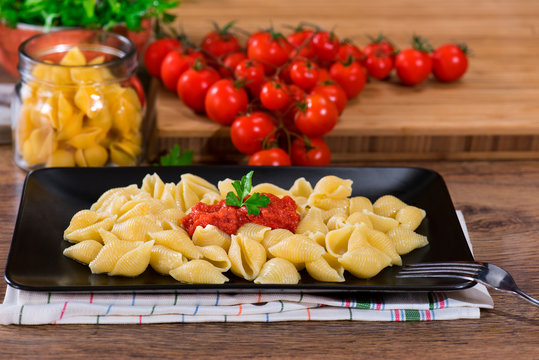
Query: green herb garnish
[[154, 144, 193, 166], [0, 0, 179, 31], [225, 171, 270, 215]]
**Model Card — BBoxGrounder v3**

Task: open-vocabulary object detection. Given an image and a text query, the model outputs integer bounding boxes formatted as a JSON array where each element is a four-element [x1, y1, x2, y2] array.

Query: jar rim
[[18, 28, 137, 72]]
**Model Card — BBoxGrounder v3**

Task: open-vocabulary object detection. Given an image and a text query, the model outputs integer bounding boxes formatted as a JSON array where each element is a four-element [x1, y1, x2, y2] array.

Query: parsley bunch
[[0, 0, 179, 31], [225, 171, 271, 215]]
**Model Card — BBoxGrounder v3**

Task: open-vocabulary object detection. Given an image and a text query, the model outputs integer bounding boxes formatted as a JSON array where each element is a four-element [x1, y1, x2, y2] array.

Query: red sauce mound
[[182, 193, 300, 236]]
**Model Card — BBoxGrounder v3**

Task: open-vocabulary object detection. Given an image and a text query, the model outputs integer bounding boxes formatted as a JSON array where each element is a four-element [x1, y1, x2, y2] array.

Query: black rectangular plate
[[5, 166, 475, 293]]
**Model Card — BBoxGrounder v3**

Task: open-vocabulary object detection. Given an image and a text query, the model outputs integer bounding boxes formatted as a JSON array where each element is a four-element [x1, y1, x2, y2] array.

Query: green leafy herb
[[225, 171, 270, 215], [0, 0, 179, 31], [154, 144, 193, 166]]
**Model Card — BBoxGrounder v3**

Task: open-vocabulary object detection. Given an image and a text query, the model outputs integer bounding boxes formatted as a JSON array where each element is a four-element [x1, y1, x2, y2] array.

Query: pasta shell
[[395, 206, 426, 231], [90, 184, 139, 213], [289, 177, 313, 198], [63, 240, 103, 265], [192, 225, 232, 252], [326, 215, 347, 231], [364, 227, 402, 266], [345, 211, 373, 228], [251, 183, 290, 197], [109, 240, 154, 277], [229, 235, 267, 281], [322, 207, 348, 223], [98, 228, 122, 245], [303, 230, 327, 247], [306, 253, 345, 282], [325, 226, 355, 258], [150, 245, 187, 275], [116, 202, 150, 222], [64, 210, 115, 243], [311, 175, 353, 199], [254, 258, 301, 284], [170, 260, 229, 284], [268, 234, 325, 263], [237, 223, 271, 243], [347, 225, 370, 251], [158, 208, 186, 226], [141, 173, 166, 198], [89, 238, 142, 274], [199, 245, 232, 272], [148, 229, 202, 260], [349, 196, 373, 213], [339, 246, 392, 279], [261, 229, 294, 257], [387, 226, 429, 255], [296, 207, 327, 235], [308, 197, 349, 211], [365, 211, 400, 233], [111, 215, 162, 242], [217, 178, 235, 199], [373, 195, 407, 218]]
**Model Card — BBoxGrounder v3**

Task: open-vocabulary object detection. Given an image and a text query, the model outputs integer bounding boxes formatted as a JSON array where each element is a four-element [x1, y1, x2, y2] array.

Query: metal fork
[[397, 262, 538, 306]]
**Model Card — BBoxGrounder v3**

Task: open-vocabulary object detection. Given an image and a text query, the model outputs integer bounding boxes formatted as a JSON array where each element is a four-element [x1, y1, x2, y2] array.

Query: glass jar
[[12, 29, 145, 170]]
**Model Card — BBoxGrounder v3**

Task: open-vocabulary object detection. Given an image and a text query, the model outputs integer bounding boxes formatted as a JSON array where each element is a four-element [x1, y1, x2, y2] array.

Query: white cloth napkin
[[0, 211, 493, 324]]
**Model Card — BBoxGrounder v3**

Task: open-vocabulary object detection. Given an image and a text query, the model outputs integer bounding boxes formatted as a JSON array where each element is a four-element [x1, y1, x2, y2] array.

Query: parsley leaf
[[225, 171, 271, 215], [154, 144, 193, 166]]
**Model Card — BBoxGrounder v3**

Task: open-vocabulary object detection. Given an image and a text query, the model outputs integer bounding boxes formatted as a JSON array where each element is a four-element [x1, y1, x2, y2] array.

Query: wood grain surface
[[0, 144, 537, 359], [151, 0, 539, 162]]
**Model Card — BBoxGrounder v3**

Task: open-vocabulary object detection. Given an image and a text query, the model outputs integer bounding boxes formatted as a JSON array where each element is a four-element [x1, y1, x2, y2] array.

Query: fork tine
[[398, 262, 483, 277], [403, 262, 482, 270], [397, 268, 478, 276]]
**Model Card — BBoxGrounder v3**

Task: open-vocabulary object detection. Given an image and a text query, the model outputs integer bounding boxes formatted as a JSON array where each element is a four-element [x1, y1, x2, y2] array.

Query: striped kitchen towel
[[0, 212, 493, 325]]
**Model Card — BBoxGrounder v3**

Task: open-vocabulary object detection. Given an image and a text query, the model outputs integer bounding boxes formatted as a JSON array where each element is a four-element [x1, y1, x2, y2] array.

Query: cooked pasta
[[63, 172, 429, 283]]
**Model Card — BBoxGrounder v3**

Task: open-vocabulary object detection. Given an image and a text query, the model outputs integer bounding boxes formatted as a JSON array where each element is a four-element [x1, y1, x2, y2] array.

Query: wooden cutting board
[[149, 0, 539, 162]]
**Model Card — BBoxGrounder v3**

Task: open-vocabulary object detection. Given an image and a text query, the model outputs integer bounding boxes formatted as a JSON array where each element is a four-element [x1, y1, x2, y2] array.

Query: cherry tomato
[[200, 21, 241, 60], [329, 61, 367, 99], [219, 51, 247, 78], [317, 68, 331, 83], [311, 81, 347, 115], [160, 50, 203, 92], [432, 44, 468, 82], [365, 54, 393, 80], [395, 48, 432, 86], [291, 136, 331, 166], [144, 38, 182, 78], [294, 94, 339, 137], [247, 31, 292, 74], [248, 148, 291, 166], [290, 59, 320, 91], [364, 35, 396, 59], [230, 112, 277, 155], [337, 42, 366, 65], [282, 84, 306, 132], [205, 79, 249, 126], [287, 28, 315, 59], [311, 31, 340, 63], [234, 59, 266, 97], [288, 84, 307, 102], [176, 64, 221, 113], [260, 81, 290, 110]]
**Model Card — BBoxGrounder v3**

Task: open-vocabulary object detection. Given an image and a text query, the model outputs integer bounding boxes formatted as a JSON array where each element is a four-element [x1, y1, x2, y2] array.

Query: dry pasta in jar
[[12, 29, 144, 170]]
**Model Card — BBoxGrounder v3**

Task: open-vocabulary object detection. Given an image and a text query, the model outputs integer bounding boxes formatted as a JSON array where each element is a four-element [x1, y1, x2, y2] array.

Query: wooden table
[[151, 0, 539, 163], [0, 145, 537, 358]]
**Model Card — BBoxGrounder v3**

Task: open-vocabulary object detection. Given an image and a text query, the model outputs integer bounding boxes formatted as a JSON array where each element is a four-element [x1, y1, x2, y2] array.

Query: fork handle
[[513, 288, 539, 306]]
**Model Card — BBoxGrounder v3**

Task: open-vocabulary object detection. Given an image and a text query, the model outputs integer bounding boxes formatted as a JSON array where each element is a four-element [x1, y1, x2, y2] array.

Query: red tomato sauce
[[182, 193, 300, 236]]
